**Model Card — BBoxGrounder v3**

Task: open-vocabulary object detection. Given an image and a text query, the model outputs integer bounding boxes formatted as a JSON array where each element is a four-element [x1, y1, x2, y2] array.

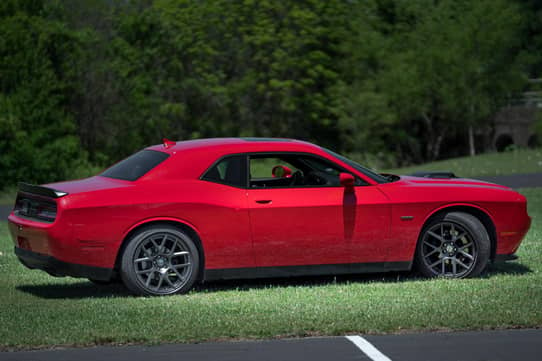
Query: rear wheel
[[415, 212, 490, 278], [120, 225, 200, 296]]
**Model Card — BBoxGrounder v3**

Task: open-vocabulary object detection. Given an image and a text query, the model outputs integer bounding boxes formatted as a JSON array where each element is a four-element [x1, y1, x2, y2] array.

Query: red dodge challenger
[[8, 138, 531, 296]]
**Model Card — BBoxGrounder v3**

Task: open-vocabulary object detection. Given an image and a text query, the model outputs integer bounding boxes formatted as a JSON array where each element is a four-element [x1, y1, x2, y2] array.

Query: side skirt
[[204, 261, 412, 282]]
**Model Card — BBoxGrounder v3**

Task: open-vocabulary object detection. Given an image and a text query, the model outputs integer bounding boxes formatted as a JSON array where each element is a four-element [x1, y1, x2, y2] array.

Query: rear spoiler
[[18, 182, 69, 198], [410, 171, 457, 179]]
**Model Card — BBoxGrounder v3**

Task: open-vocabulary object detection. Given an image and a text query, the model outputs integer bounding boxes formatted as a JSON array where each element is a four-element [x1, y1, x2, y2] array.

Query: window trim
[[100, 149, 170, 181], [200, 153, 249, 189], [200, 151, 370, 189]]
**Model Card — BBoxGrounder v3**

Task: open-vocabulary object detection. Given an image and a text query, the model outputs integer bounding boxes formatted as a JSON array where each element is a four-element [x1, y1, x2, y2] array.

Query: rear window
[[101, 150, 169, 181]]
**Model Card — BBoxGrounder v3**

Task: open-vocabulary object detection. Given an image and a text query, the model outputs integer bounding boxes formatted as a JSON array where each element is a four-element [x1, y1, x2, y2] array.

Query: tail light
[[14, 193, 57, 223]]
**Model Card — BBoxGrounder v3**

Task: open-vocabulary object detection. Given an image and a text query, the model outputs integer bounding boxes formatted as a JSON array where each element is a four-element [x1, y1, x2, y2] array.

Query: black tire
[[120, 225, 200, 296], [415, 212, 490, 278]]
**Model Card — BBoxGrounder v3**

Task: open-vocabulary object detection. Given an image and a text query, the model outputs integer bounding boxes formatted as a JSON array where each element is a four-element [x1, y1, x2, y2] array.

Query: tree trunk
[[468, 126, 475, 156]]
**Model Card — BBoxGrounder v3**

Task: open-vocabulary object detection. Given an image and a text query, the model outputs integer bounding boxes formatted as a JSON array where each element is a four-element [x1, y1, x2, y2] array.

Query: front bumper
[[15, 247, 113, 281]]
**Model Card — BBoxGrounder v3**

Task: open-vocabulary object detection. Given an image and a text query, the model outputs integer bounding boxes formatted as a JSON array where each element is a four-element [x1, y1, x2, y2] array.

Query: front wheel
[[415, 212, 490, 278], [120, 225, 200, 296]]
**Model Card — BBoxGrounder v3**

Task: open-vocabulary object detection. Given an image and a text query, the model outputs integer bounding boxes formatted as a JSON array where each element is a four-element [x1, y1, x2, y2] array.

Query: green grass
[[0, 188, 541, 350], [383, 148, 542, 177]]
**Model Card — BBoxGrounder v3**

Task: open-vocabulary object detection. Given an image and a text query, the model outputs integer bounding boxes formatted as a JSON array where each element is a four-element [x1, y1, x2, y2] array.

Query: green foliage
[[0, 0, 540, 188], [337, 0, 527, 164], [0, 2, 88, 188]]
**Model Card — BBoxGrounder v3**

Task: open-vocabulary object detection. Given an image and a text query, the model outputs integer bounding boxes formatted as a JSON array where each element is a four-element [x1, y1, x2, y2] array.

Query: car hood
[[45, 176, 132, 195], [397, 175, 511, 190]]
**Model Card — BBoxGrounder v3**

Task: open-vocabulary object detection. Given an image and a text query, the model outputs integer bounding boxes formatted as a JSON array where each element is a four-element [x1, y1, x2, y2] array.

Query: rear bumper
[[15, 247, 113, 281]]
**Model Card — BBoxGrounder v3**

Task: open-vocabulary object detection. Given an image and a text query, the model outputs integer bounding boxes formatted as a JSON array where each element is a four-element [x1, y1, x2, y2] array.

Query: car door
[[247, 153, 390, 268]]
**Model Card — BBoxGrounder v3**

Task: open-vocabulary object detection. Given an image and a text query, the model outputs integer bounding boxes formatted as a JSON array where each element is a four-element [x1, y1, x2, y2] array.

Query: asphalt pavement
[[473, 172, 542, 189], [1, 329, 540, 361], [1, 205, 11, 221]]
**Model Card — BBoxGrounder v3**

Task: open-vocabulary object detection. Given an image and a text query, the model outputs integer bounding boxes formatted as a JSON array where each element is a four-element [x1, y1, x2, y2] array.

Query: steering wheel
[[305, 171, 328, 186], [290, 170, 305, 186]]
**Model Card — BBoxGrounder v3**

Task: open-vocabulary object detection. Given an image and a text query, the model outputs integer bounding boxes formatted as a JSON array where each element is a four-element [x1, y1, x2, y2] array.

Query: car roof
[[146, 137, 322, 155], [141, 137, 347, 182], [140, 137, 382, 185]]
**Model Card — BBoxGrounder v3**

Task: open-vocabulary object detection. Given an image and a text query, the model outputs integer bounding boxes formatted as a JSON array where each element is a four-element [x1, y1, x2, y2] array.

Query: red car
[[8, 138, 531, 296]]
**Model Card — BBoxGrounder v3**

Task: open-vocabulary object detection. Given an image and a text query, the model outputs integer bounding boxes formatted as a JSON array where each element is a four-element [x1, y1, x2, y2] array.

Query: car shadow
[[485, 261, 532, 276], [195, 260, 533, 293], [194, 271, 418, 293], [16, 281, 132, 299], [16, 261, 532, 299]]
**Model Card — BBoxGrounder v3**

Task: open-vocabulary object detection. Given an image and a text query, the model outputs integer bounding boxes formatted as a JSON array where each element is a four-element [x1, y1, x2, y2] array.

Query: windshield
[[101, 150, 169, 181], [321, 148, 390, 184]]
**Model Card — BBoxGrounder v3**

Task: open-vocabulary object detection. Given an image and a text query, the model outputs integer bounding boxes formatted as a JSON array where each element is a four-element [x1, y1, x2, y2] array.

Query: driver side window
[[249, 153, 352, 188]]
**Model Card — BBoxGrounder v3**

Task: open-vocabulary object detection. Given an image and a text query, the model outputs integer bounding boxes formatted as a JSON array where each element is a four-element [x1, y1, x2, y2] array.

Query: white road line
[[345, 335, 392, 361]]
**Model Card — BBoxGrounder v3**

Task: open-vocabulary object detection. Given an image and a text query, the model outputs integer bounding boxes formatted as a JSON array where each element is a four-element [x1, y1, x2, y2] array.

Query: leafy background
[[1, 0, 541, 188]]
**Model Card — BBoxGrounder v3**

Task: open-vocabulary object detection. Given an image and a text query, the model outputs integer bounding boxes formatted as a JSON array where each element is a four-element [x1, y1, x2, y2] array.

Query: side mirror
[[272, 165, 292, 178], [339, 173, 355, 187]]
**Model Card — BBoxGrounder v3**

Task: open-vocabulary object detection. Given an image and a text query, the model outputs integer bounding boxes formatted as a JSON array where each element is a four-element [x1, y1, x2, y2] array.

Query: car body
[[8, 138, 531, 295]]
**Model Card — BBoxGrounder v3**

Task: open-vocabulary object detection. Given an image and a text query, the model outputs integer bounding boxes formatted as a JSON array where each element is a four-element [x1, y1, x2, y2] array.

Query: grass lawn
[[383, 147, 542, 177], [0, 188, 541, 350]]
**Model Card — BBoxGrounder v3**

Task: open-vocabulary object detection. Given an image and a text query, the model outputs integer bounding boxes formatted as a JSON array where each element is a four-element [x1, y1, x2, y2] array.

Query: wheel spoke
[[173, 262, 191, 269], [459, 250, 474, 260], [428, 231, 444, 242], [173, 251, 189, 257], [456, 258, 470, 270], [137, 268, 154, 275], [165, 274, 176, 287], [429, 259, 442, 268], [145, 271, 154, 286], [172, 267, 185, 280], [424, 248, 440, 258], [460, 242, 473, 250], [150, 238, 160, 252], [452, 232, 466, 242], [155, 273, 164, 290], [452, 258, 457, 275], [159, 234, 168, 253], [135, 257, 151, 263], [423, 240, 439, 250]]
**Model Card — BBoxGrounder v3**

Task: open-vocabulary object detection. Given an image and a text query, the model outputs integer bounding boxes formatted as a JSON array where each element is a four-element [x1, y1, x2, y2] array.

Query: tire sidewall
[[415, 212, 490, 278]]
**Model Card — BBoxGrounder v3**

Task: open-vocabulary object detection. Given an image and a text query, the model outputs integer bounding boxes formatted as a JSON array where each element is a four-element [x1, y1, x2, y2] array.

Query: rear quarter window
[[101, 150, 169, 181]]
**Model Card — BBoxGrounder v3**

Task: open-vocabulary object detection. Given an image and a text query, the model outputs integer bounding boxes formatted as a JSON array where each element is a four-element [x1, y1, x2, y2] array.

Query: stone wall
[[493, 105, 539, 151]]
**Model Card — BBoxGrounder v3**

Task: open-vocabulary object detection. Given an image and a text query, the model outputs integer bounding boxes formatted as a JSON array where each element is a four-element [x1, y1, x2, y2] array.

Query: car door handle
[[255, 200, 272, 204]]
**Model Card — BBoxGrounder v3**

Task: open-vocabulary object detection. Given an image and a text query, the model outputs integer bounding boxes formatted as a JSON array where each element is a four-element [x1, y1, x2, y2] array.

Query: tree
[[0, 0, 88, 188], [338, 0, 527, 164]]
